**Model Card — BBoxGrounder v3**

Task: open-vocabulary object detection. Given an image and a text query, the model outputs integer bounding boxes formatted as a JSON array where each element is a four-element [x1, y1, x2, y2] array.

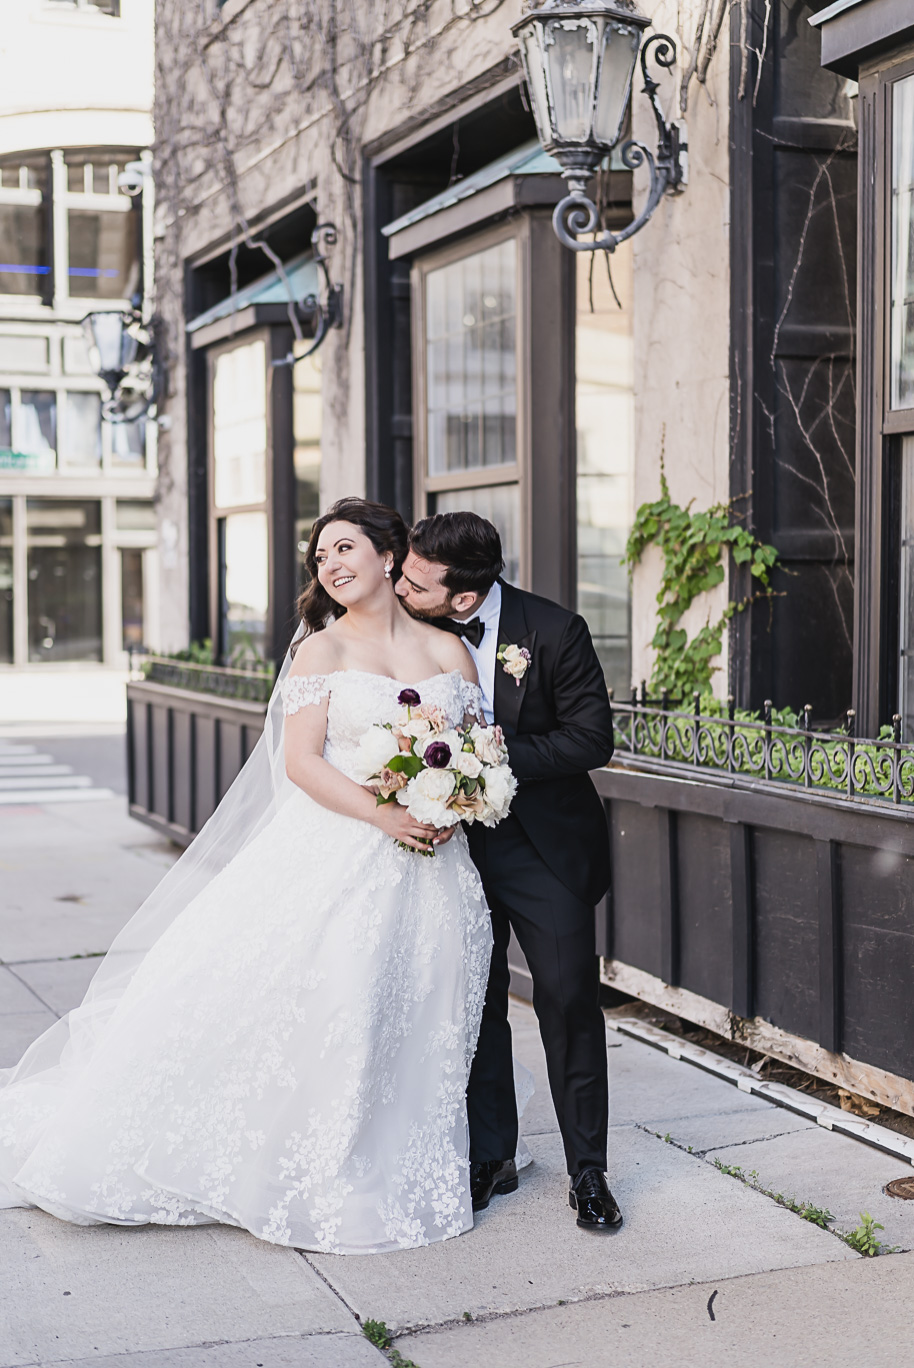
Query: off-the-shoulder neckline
[[284, 667, 474, 689]]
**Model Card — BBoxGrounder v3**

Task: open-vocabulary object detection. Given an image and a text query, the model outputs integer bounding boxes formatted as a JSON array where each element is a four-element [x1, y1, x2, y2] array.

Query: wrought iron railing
[[135, 655, 276, 704], [610, 688, 914, 808]]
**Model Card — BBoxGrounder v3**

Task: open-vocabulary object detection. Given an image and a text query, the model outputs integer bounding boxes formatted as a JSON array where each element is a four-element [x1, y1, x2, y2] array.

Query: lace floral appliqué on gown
[[0, 669, 493, 1254]]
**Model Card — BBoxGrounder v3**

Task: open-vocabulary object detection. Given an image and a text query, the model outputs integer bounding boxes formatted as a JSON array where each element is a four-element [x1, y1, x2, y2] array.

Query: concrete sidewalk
[[2, 743, 913, 1368]]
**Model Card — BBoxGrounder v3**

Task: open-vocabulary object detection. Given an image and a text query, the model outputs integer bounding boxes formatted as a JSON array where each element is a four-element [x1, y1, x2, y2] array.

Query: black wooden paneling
[[752, 828, 820, 1041], [676, 812, 733, 1006], [171, 709, 193, 836], [730, 0, 858, 716], [217, 721, 242, 803], [839, 842, 914, 1076], [131, 700, 150, 814], [194, 714, 216, 833], [609, 799, 664, 979], [150, 705, 171, 824]]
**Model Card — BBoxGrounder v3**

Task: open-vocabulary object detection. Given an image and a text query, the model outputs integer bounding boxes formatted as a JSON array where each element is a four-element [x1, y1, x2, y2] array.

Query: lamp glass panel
[[0, 499, 11, 664], [520, 26, 553, 144], [891, 73, 914, 410], [213, 339, 267, 508], [545, 19, 597, 142], [61, 392, 102, 468], [593, 23, 640, 148], [26, 499, 102, 662]]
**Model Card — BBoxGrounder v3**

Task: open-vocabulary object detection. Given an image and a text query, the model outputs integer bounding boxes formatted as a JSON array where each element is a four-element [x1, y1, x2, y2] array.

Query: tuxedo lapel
[[493, 580, 536, 736]]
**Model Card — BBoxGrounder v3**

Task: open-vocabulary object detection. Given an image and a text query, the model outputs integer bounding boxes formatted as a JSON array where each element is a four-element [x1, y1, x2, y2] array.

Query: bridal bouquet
[[354, 687, 517, 849]]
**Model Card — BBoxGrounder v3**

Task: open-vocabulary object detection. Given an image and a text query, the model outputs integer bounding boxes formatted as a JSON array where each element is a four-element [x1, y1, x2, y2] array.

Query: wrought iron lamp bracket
[[272, 220, 345, 366], [552, 32, 687, 255]]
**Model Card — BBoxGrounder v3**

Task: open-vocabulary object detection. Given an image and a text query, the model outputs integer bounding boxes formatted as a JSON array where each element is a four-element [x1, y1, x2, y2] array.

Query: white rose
[[480, 764, 517, 822], [472, 725, 506, 767], [455, 749, 483, 779], [401, 715, 432, 740], [397, 766, 460, 827], [355, 725, 399, 780], [502, 644, 524, 664]]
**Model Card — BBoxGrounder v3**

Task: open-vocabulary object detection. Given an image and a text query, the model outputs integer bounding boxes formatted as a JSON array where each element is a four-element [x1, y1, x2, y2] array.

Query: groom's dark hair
[[408, 512, 505, 596]]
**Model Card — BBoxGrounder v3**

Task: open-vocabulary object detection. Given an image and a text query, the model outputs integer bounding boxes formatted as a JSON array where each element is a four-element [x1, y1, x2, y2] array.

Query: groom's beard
[[401, 598, 456, 623]]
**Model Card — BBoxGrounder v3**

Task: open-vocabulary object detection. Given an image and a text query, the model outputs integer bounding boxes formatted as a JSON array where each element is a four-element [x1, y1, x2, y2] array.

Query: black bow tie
[[434, 615, 485, 649]]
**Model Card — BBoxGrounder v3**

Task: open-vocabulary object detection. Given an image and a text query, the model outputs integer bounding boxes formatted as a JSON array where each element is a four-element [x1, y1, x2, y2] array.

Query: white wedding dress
[[0, 668, 497, 1254]]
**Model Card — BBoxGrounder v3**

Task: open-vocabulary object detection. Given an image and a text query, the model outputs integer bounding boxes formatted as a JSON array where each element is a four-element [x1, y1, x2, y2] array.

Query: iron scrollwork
[[553, 34, 687, 254]]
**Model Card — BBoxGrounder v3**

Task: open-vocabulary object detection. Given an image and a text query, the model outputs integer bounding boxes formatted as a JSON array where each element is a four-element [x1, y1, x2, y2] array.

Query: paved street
[[2, 731, 914, 1367]]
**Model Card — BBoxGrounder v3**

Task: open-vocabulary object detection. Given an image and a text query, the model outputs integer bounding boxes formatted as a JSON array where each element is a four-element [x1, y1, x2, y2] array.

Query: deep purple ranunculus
[[424, 741, 452, 769], [398, 688, 421, 707]]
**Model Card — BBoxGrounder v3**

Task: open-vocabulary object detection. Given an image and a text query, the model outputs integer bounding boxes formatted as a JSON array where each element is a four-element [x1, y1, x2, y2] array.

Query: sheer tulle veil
[[0, 636, 301, 1102]]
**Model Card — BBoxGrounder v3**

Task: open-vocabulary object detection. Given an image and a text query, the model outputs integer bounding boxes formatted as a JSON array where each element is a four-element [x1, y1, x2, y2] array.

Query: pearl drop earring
[[384, 564, 392, 579]]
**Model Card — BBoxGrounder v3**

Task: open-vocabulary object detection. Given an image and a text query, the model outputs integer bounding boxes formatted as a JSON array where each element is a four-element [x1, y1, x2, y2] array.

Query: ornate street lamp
[[512, 0, 687, 253], [81, 309, 157, 422]]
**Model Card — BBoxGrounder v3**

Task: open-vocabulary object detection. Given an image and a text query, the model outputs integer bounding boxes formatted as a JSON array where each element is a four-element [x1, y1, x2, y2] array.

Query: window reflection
[[891, 74, 914, 410], [68, 207, 140, 300], [433, 484, 520, 586], [19, 392, 56, 469], [293, 343, 322, 594], [220, 511, 269, 663], [426, 240, 517, 475], [0, 499, 11, 664], [111, 414, 146, 467], [575, 243, 634, 693], [26, 499, 102, 662], [61, 392, 101, 468], [0, 159, 49, 298], [213, 340, 267, 508]]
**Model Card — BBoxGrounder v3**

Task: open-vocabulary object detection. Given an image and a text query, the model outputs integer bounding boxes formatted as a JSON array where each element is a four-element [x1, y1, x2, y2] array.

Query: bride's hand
[[373, 801, 440, 851]]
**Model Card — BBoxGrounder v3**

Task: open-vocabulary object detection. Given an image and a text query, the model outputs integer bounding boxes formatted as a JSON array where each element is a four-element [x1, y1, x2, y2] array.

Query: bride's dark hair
[[295, 497, 408, 640]]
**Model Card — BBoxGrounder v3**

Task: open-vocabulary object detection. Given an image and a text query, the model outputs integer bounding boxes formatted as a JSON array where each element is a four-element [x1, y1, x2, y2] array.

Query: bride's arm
[[284, 697, 440, 851]]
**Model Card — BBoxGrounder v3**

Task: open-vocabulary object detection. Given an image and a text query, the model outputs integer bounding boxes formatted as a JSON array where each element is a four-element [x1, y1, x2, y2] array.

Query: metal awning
[[381, 141, 569, 260], [186, 251, 320, 349]]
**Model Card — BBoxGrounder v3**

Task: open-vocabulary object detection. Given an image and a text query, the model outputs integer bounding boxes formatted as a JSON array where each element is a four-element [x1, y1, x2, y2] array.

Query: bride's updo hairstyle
[[296, 497, 408, 638]]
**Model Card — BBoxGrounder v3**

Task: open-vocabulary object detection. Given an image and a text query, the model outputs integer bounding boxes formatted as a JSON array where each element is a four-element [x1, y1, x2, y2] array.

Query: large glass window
[[121, 548, 144, 651], [68, 206, 140, 300], [0, 499, 12, 664], [111, 415, 147, 467], [891, 74, 914, 411], [426, 239, 516, 474], [0, 160, 49, 298], [26, 500, 102, 662], [213, 339, 267, 509], [900, 436, 914, 736], [418, 234, 521, 584], [19, 392, 57, 466], [293, 342, 322, 591], [575, 243, 634, 693], [60, 392, 102, 468], [220, 511, 268, 663]]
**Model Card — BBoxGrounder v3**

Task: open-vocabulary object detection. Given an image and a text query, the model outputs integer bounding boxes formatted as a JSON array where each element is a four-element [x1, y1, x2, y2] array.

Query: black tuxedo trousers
[[466, 815, 609, 1175]]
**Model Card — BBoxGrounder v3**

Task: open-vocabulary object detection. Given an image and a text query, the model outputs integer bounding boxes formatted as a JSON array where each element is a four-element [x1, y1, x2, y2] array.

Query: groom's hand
[[432, 825, 457, 847]]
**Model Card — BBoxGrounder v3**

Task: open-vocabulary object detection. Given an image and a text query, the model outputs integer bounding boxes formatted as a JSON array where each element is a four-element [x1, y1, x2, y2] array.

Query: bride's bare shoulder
[[409, 618, 477, 683], [288, 626, 345, 679]]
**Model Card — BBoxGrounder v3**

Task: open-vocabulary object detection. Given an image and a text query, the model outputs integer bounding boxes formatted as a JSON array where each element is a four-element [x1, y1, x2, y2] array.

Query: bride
[[0, 497, 498, 1254]]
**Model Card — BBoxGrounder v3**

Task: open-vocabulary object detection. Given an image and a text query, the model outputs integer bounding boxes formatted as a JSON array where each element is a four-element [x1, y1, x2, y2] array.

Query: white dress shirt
[[452, 580, 501, 725]]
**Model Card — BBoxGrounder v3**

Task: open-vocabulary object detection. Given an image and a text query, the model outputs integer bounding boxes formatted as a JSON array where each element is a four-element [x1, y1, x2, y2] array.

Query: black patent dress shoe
[[569, 1168, 623, 1232], [470, 1158, 518, 1211]]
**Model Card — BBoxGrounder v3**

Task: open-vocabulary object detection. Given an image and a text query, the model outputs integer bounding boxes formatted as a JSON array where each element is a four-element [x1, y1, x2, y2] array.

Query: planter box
[[593, 761, 914, 1115], [126, 679, 267, 846]]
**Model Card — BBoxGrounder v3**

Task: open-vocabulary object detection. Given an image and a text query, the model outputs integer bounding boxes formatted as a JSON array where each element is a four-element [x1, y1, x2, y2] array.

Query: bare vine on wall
[[153, 0, 508, 420]]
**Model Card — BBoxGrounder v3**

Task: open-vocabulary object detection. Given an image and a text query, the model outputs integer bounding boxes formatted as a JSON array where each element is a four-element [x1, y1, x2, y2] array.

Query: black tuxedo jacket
[[473, 579, 614, 907]]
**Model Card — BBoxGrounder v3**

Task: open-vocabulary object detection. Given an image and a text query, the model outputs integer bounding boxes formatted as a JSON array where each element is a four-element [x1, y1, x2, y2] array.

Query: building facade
[[0, 0, 155, 709], [152, 0, 857, 722]]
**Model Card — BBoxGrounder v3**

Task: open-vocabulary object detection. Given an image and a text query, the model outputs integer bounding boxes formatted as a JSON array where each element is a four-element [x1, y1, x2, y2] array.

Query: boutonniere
[[497, 642, 531, 686]]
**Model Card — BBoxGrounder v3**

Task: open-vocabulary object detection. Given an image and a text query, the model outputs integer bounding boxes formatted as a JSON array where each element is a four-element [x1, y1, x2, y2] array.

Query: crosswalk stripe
[[0, 788, 116, 807], [0, 766, 74, 778]]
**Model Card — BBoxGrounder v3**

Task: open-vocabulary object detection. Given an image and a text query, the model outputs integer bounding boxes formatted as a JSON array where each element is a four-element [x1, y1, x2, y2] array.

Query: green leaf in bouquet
[[386, 753, 423, 778]]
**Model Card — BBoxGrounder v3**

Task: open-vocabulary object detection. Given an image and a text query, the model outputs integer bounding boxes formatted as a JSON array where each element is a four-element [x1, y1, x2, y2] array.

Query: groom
[[396, 511, 621, 1232]]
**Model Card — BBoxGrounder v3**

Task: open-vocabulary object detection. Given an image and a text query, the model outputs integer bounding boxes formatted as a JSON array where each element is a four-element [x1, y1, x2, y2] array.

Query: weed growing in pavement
[[842, 1212, 899, 1257], [711, 1159, 835, 1229], [361, 1320, 419, 1367]]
